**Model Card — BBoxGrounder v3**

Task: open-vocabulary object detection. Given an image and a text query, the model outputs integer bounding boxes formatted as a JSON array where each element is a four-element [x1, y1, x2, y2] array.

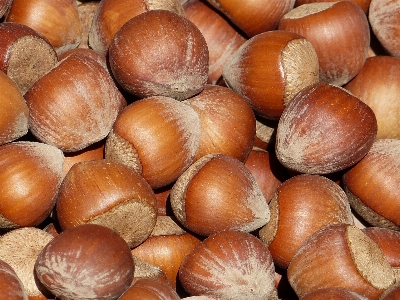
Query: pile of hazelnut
[[1, 0, 400, 299]]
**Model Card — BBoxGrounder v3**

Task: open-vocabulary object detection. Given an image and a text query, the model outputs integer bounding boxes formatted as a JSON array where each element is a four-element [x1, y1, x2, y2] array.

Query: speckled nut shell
[[108, 9, 209, 101], [25, 53, 126, 152], [105, 96, 201, 189], [0, 70, 29, 146], [0, 141, 64, 229], [342, 139, 400, 230], [0, 227, 54, 299], [275, 82, 377, 174], [179, 230, 278, 299], [0, 259, 28, 300], [170, 153, 270, 236], [223, 30, 319, 120], [56, 159, 158, 248], [184, 84, 256, 162], [89, 0, 184, 55], [287, 224, 395, 299], [6, 0, 83, 56], [34, 224, 135, 300]]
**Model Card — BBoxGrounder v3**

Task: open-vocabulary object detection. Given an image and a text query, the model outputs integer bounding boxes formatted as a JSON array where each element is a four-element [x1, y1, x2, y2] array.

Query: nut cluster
[[1, 0, 400, 299]]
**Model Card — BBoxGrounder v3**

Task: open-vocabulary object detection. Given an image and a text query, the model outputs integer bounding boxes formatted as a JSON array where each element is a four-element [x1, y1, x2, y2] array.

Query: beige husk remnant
[[8, 36, 58, 94], [346, 225, 395, 290], [281, 38, 319, 106], [281, 2, 335, 20], [144, 0, 185, 16], [170, 154, 214, 225], [258, 192, 280, 246], [87, 200, 157, 249], [105, 130, 143, 175], [0, 227, 54, 297], [344, 185, 400, 231], [149, 215, 186, 237]]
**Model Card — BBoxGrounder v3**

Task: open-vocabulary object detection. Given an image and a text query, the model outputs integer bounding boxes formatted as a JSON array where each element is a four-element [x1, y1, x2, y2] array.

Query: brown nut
[[342, 139, 400, 230], [287, 224, 395, 299], [0, 141, 64, 229], [362, 227, 400, 282], [223, 30, 319, 120], [34, 224, 135, 300], [183, 0, 246, 84], [131, 216, 201, 289], [244, 147, 285, 203], [184, 84, 256, 162], [259, 174, 353, 269], [0, 70, 29, 146], [275, 82, 377, 175], [170, 153, 270, 236], [179, 230, 277, 299], [369, 0, 400, 58], [0, 259, 28, 300], [204, 0, 295, 37], [119, 278, 180, 300], [105, 96, 201, 189], [108, 9, 209, 101], [25, 53, 126, 152], [344, 56, 400, 139], [294, 0, 371, 14], [278, 1, 370, 86], [56, 159, 158, 248]]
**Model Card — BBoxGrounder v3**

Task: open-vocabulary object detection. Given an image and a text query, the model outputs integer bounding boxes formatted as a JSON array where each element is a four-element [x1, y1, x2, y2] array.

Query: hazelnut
[[0, 22, 58, 94], [362, 227, 400, 281], [0, 259, 28, 300], [0, 70, 29, 146], [108, 9, 209, 101], [184, 84, 256, 162], [183, 0, 246, 84], [278, 1, 370, 86], [0, 0, 12, 17], [0, 141, 64, 229], [204, 0, 295, 37], [25, 53, 126, 152], [259, 174, 353, 269], [287, 224, 395, 299], [342, 139, 400, 230], [369, 0, 400, 58], [118, 278, 180, 300], [34, 224, 135, 300], [170, 153, 270, 236], [131, 216, 201, 289], [56, 159, 158, 248], [344, 56, 400, 139], [223, 30, 319, 120], [179, 230, 277, 299], [105, 96, 201, 189], [294, 0, 371, 14], [0, 227, 54, 299], [275, 82, 377, 175], [244, 147, 285, 203], [300, 287, 370, 300]]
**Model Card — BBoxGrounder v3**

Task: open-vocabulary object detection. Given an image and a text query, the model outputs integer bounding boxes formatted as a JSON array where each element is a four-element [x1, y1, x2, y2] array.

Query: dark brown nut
[[35, 224, 135, 300], [108, 9, 209, 101], [275, 82, 377, 175]]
